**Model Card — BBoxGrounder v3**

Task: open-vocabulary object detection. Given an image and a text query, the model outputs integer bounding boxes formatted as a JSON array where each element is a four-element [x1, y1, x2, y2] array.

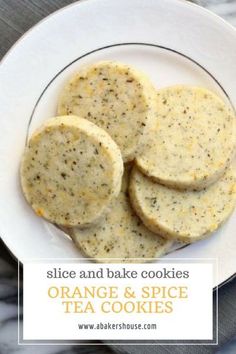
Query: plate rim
[[1, 0, 236, 67], [0, 0, 236, 287]]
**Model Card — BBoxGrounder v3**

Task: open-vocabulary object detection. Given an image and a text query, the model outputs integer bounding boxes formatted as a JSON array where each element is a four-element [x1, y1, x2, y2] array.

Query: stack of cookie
[[20, 61, 236, 262]]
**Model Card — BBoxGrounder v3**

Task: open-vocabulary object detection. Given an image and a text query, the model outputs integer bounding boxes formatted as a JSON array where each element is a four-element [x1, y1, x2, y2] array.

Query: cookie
[[58, 61, 156, 162], [20, 115, 123, 227], [129, 166, 236, 243], [70, 167, 172, 262], [136, 86, 236, 190]]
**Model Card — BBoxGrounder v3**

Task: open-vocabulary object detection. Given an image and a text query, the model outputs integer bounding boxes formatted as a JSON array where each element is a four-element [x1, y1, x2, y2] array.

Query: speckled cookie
[[136, 86, 236, 190], [20, 115, 123, 227], [57, 61, 156, 162], [129, 166, 236, 243], [70, 167, 173, 263]]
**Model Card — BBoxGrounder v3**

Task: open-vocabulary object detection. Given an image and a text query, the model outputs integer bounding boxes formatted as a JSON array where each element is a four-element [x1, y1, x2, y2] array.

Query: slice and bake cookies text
[[21, 115, 123, 227]]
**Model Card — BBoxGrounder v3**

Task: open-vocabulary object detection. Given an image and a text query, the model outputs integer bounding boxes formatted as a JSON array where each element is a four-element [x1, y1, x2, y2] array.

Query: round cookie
[[58, 61, 156, 162], [21, 115, 123, 227], [129, 166, 236, 243], [136, 86, 236, 190], [70, 167, 173, 263]]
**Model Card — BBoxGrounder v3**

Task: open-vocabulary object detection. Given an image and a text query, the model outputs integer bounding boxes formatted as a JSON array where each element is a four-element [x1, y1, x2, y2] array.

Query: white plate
[[0, 0, 235, 286]]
